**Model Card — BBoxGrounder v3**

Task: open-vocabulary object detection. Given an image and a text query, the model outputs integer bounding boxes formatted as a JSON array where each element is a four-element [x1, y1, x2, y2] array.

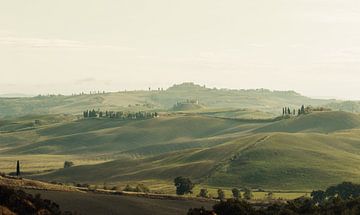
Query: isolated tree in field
[[16, 160, 20, 177], [217, 189, 226, 201], [243, 188, 253, 200], [198, 188, 209, 198], [64, 161, 74, 168], [232, 188, 241, 199], [174, 176, 194, 195]]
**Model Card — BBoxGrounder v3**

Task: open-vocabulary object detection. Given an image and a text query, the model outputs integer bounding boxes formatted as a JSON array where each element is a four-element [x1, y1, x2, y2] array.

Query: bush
[[232, 188, 241, 199], [213, 199, 255, 215], [0, 186, 70, 215], [217, 189, 226, 201], [243, 188, 253, 200], [123, 184, 150, 193], [64, 161, 74, 168], [198, 188, 209, 198], [136, 184, 150, 193]]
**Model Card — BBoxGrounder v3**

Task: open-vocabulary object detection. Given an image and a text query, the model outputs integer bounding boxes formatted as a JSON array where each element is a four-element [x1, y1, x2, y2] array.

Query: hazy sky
[[1, 0, 360, 99]]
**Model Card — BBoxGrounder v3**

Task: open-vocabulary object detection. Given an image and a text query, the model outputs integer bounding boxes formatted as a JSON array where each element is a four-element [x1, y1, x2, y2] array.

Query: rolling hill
[[2, 110, 360, 191], [256, 111, 360, 133], [0, 82, 338, 117]]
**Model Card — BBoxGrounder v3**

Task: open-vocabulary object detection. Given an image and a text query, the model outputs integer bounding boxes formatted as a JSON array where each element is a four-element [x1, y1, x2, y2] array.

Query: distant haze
[[1, 0, 360, 99]]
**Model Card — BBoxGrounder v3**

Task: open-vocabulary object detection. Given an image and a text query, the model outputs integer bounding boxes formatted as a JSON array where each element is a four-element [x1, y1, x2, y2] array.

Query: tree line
[[282, 105, 307, 116], [83, 109, 158, 120], [282, 105, 331, 117], [188, 181, 360, 215]]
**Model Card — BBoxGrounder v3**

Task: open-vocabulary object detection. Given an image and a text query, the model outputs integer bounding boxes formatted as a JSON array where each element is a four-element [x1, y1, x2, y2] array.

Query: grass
[[0, 82, 334, 118], [1, 111, 360, 193]]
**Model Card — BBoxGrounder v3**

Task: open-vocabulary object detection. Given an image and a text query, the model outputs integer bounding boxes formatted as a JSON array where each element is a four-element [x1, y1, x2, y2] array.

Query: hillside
[[256, 111, 360, 133], [1, 111, 359, 191], [0, 82, 336, 117]]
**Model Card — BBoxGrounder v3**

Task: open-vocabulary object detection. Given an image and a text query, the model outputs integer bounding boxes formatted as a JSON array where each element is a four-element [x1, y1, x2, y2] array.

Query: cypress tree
[[16, 160, 20, 177], [301, 105, 305, 114]]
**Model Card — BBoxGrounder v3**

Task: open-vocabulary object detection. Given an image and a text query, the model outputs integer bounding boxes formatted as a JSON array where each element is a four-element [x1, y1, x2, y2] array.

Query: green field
[[1, 109, 360, 194], [1, 84, 360, 199]]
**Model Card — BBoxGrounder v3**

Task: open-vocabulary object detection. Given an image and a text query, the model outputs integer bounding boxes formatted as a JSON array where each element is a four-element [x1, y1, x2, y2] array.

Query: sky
[[1, 0, 360, 99]]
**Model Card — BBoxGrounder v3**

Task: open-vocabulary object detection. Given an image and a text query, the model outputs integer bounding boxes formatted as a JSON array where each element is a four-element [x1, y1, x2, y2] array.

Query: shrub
[[135, 184, 150, 193], [63, 161, 74, 168], [243, 188, 253, 200], [217, 189, 226, 201], [0, 186, 68, 215], [198, 188, 209, 198], [232, 188, 241, 199], [213, 199, 255, 215], [123, 184, 150, 193]]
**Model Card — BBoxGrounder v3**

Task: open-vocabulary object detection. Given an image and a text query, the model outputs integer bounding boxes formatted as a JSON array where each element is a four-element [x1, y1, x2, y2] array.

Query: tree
[[301, 105, 305, 114], [217, 189, 226, 201], [325, 182, 360, 200], [174, 176, 194, 195], [16, 160, 20, 177], [311, 190, 326, 203], [232, 188, 241, 199], [64, 161, 74, 168], [243, 188, 253, 200], [198, 188, 208, 198], [288, 107, 291, 115]]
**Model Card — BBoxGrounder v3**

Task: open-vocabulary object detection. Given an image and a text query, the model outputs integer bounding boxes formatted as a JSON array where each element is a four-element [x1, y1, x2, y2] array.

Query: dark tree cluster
[[282, 105, 309, 117], [188, 182, 360, 215], [174, 176, 195, 195], [283, 105, 331, 117], [0, 186, 72, 215], [188, 197, 360, 215], [311, 181, 360, 203], [83, 109, 158, 120]]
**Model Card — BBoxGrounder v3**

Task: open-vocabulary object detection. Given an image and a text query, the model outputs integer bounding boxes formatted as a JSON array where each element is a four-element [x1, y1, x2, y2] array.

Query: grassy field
[[1, 109, 360, 195]]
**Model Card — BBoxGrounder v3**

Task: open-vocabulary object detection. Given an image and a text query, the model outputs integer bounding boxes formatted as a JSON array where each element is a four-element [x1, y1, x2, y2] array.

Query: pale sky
[[1, 0, 360, 99]]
